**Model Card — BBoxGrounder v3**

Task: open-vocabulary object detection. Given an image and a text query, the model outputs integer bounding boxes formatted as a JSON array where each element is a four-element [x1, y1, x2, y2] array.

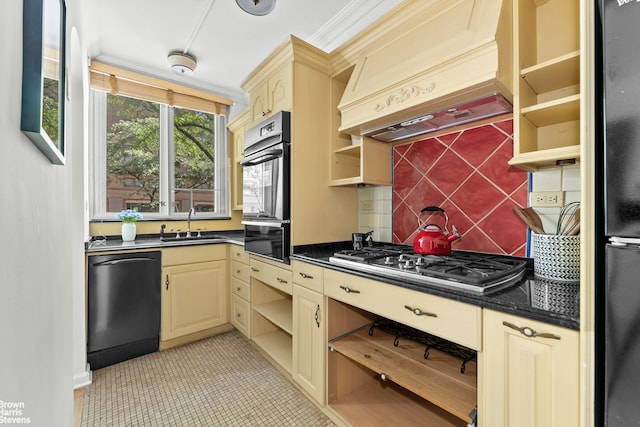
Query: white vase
[[121, 222, 137, 242]]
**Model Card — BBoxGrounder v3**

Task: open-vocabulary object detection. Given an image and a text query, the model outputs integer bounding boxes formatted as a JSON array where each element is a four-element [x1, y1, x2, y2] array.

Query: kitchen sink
[[160, 234, 227, 243]]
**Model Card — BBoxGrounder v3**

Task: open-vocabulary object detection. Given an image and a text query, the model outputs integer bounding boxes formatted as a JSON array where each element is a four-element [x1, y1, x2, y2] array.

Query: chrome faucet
[[186, 208, 195, 237]]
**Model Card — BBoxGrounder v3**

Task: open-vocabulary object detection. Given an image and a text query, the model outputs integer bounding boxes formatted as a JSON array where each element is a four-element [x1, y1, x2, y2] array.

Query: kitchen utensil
[[512, 206, 546, 235], [557, 202, 580, 235], [413, 206, 461, 255], [352, 231, 373, 250]]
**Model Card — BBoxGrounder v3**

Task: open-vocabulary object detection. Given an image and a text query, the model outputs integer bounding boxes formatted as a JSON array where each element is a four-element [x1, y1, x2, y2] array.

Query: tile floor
[[81, 331, 336, 426]]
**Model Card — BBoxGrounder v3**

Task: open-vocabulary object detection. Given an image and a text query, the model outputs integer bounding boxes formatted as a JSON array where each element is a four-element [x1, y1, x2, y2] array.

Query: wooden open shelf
[[329, 326, 476, 425], [253, 299, 293, 334], [521, 50, 580, 94], [252, 329, 292, 373]]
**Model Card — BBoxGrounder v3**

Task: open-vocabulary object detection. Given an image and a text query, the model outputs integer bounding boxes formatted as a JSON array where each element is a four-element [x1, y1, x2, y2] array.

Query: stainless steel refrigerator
[[598, 1, 640, 425]]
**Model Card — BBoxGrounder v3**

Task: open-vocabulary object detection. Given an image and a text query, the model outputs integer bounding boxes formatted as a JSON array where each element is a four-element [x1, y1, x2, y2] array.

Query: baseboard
[[159, 323, 234, 350], [73, 364, 92, 389]]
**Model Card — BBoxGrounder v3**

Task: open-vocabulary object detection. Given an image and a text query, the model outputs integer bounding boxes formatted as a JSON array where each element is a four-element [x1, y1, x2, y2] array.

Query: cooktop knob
[[402, 260, 415, 269], [384, 256, 395, 265]]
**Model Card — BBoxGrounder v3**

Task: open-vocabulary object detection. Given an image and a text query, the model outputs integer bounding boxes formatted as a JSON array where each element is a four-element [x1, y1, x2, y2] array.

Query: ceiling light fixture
[[236, 0, 276, 16], [168, 52, 198, 76]]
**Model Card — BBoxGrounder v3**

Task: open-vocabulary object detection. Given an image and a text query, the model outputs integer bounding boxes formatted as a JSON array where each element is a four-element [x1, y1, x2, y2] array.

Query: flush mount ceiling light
[[236, 0, 276, 16], [168, 52, 197, 76]]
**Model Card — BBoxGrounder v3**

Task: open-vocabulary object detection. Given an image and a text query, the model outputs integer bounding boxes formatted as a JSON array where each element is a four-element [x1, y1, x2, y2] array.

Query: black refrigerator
[[598, 1, 640, 425]]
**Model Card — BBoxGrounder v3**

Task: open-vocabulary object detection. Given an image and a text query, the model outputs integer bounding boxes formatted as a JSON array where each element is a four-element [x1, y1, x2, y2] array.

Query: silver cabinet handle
[[380, 373, 388, 382], [502, 321, 561, 340], [251, 267, 259, 272], [339, 285, 360, 294], [404, 305, 437, 317], [277, 277, 288, 284], [299, 272, 314, 279]]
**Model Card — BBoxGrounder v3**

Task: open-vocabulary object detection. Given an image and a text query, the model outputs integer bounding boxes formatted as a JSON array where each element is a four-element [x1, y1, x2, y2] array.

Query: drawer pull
[[236, 269, 241, 274], [339, 285, 360, 294], [276, 277, 288, 284], [404, 305, 437, 317], [236, 287, 241, 292], [315, 305, 321, 328], [380, 373, 388, 382], [251, 267, 259, 272], [299, 272, 314, 279], [502, 321, 561, 340], [236, 313, 241, 318]]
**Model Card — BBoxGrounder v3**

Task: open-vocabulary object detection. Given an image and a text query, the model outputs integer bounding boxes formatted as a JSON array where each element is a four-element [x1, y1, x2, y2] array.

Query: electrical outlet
[[530, 191, 564, 207]]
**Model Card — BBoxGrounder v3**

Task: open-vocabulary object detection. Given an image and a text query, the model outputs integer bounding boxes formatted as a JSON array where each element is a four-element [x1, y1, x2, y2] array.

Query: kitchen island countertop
[[292, 242, 579, 330]]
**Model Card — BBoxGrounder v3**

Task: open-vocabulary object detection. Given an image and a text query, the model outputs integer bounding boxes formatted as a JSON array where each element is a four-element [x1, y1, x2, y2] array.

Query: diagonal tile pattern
[[392, 119, 528, 256], [81, 331, 335, 427]]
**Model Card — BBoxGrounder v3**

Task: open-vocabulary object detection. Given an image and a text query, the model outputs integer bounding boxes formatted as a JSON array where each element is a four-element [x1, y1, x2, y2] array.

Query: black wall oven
[[241, 111, 291, 263]]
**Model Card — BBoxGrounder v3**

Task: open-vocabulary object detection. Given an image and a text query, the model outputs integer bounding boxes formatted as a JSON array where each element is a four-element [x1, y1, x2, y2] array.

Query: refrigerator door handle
[[502, 321, 561, 340], [610, 236, 640, 246]]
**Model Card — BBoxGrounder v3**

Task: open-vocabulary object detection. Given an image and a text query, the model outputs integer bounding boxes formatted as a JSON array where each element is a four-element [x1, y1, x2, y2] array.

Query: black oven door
[[240, 142, 290, 221], [242, 221, 290, 263]]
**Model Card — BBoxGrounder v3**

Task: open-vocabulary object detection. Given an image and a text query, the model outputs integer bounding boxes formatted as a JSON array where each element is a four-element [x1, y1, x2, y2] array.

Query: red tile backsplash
[[392, 119, 528, 256]]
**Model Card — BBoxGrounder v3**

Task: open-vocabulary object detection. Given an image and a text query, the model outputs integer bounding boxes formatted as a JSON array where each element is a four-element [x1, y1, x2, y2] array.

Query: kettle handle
[[418, 206, 449, 231]]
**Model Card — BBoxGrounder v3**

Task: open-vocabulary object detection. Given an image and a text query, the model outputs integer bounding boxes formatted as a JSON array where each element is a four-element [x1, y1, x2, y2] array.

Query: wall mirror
[[21, 0, 66, 165]]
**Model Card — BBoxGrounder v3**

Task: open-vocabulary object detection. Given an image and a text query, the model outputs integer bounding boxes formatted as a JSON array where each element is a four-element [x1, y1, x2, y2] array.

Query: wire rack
[[368, 318, 477, 374]]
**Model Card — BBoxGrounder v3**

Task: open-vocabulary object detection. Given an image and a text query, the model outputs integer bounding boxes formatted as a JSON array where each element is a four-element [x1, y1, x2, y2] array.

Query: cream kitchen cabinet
[[481, 309, 579, 427], [160, 245, 228, 346], [324, 268, 479, 427], [292, 260, 325, 404], [241, 35, 359, 246], [230, 246, 251, 338], [227, 111, 250, 211], [509, 0, 581, 170], [249, 64, 292, 124], [250, 256, 293, 373]]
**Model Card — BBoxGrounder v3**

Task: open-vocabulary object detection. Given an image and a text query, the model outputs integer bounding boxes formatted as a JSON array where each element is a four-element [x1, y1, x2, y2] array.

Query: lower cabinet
[[161, 246, 228, 343], [292, 284, 325, 404], [230, 247, 251, 338], [481, 309, 579, 427]]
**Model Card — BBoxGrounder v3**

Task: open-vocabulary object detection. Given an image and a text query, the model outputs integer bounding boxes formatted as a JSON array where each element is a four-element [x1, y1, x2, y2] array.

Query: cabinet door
[[161, 260, 228, 341], [481, 309, 579, 427], [250, 82, 269, 124], [231, 294, 250, 338], [292, 284, 325, 404], [268, 64, 292, 114]]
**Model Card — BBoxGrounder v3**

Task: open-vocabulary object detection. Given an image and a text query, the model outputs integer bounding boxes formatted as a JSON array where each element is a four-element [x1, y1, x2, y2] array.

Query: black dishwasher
[[87, 251, 161, 370]]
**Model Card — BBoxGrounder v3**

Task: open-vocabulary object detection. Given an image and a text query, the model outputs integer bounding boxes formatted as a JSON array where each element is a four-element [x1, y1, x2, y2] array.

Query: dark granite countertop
[[85, 230, 245, 253], [291, 242, 579, 331]]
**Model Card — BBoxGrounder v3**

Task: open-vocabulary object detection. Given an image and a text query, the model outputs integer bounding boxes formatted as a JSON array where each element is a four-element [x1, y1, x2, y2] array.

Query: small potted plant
[[115, 209, 143, 241]]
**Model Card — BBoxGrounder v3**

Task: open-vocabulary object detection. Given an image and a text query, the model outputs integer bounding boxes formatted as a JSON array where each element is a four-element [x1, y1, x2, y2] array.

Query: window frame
[[89, 90, 230, 220]]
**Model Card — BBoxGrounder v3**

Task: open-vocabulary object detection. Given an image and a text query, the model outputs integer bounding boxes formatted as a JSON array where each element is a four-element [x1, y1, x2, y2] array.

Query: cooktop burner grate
[[329, 247, 527, 294]]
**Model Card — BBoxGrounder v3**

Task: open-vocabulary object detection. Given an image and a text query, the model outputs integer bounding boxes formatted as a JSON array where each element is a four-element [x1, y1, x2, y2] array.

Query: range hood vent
[[364, 94, 512, 142], [338, 0, 513, 141]]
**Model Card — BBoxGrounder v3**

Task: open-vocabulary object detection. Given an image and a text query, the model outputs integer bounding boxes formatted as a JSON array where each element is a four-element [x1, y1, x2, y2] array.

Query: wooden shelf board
[[509, 144, 580, 169], [329, 381, 467, 427], [253, 299, 293, 334], [521, 94, 580, 127], [334, 144, 362, 156], [253, 330, 292, 373], [521, 50, 580, 94], [329, 177, 363, 187], [329, 328, 476, 422]]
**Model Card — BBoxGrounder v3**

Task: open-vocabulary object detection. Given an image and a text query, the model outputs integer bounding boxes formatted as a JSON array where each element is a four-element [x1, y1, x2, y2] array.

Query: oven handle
[[242, 220, 290, 227], [240, 148, 283, 167]]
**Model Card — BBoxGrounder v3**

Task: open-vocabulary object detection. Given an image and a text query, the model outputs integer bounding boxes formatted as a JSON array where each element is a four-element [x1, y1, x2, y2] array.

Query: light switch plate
[[530, 191, 564, 207]]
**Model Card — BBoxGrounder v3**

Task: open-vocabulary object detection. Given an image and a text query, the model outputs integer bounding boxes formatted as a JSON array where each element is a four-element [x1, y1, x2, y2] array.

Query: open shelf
[[253, 299, 293, 334], [329, 326, 477, 423], [252, 329, 292, 373], [521, 50, 580, 94], [521, 94, 580, 127]]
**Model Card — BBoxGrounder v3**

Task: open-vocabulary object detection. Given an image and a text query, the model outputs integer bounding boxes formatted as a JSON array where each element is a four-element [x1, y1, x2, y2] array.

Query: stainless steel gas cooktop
[[328, 246, 527, 294]]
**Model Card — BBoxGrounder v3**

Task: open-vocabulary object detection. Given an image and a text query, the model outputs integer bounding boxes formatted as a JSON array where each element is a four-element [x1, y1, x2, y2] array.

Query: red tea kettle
[[413, 206, 462, 255]]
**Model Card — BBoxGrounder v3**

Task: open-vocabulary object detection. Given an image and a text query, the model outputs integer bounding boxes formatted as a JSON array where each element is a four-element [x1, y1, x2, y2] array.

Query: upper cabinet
[[249, 64, 293, 124], [227, 110, 250, 211], [509, 0, 581, 170]]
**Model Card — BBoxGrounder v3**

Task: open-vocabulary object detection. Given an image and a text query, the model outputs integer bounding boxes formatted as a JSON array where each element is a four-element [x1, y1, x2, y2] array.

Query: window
[[90, 91, 229, 219]]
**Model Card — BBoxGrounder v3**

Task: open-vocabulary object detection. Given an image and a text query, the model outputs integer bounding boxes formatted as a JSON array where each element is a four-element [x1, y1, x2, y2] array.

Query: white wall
[[0, 0, 87, 425]]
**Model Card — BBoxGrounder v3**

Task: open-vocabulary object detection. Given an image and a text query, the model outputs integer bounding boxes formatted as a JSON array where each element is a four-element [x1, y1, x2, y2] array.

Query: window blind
[[89, 61, 231, 115]]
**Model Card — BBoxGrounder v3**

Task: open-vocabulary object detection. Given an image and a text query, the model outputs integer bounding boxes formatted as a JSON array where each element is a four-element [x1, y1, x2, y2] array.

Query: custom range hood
[[338, 0, 513, 142]]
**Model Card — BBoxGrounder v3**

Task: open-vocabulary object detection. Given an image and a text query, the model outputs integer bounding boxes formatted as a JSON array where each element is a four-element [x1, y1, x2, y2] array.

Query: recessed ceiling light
[[236, 0, 276, 16], [167, 52, 197, 76]]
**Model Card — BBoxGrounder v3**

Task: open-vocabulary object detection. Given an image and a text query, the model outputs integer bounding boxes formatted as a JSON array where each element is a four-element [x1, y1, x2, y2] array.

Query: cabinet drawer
[[250, 258, 293, 295], [230, 246, 250, 264], [292, 260, 323, 293], [231, 277, 250, 301], [162, 244, 226, 266], [231, 294, 250, 338], [232, 260, 250, 282], [324, 269, 482, 350]]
